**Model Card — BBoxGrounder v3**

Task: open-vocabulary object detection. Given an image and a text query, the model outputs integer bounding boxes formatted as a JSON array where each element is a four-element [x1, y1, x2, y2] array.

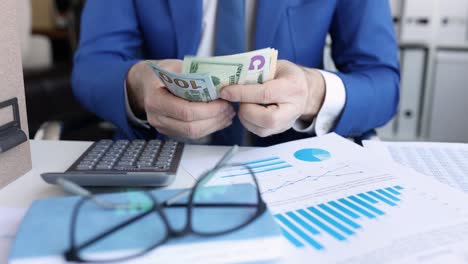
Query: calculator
[[41, 139, 185, 187]]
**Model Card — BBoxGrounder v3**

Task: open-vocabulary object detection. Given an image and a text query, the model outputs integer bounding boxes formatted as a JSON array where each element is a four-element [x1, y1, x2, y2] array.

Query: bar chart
[[275, 186, 404, 250], [218, 157, 292, 178]]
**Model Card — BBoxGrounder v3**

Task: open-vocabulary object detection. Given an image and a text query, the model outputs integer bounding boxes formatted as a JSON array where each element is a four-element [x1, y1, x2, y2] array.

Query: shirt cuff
[[293, 70, 346, 136], [124, 82, 151, 130]]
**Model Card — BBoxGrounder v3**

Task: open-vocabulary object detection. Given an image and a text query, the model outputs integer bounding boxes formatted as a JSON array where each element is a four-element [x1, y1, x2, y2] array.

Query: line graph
[[261, 165, 364, 195]]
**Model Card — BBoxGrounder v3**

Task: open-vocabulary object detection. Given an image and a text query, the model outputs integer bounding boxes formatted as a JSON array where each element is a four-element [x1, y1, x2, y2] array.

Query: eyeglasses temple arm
[[57, 178, 133, 210], [164, 145, 239, 206]]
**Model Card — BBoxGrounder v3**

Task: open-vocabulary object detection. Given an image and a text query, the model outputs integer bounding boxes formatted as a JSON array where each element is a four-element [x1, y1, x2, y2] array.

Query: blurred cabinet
[[437, 0, 468, 46], [385, 0, 468, 142], [327, 0, 468, 142], [400, 0, 436, 44], [429, 51, 468, 142], [396, 48, 426, 140]]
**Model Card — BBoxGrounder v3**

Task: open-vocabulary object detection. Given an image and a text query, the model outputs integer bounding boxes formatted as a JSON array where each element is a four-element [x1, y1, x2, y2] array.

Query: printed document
[[363, 140, 468, 193], [184, 133, 468, 263]]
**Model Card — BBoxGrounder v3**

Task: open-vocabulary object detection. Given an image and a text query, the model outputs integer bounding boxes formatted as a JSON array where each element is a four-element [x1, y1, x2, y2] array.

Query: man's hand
[[219, 60, 326, 137], [126, 60, 235, 139]]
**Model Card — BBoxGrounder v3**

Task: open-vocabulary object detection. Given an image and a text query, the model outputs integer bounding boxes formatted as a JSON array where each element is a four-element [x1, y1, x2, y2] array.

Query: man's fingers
[[147, 88, 234, 122], [220, 78, 291, 104], [238, 115, 274, 138], [239, 103, 298, 130], [150, 111, 235, 139]]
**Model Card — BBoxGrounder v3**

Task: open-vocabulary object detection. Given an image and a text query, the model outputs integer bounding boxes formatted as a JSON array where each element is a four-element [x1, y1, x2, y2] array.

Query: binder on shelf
[[436, 0, 468, 46], [400, 0, 435, 44], [429, 51, 468, 143], [396, 48, 426, 140]]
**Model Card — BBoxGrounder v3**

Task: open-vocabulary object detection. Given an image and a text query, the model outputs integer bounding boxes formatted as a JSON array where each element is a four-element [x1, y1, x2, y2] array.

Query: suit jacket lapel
[[168, 0, 203, 58], [255, 0, 288, 49]]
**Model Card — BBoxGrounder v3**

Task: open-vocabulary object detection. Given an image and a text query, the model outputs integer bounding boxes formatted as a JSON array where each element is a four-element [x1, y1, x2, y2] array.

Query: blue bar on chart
[[318, 203, 361, 229], [385, 187, 401, 195], [297, 209, 346, 241], [339, 198, 375, 219], [377, 189, 400, 202], [357, 193, 378, 204], [367, 191, 397, 206], [223, 159, 284, 171], [275, 214, 324, 250], [275, 186, 404, 251], [243, 157, 279, 165], [286, 212, 320, 235], [308, 207, 355, 235], [348, 196, 385, 216], [328, 201, 360, 219], [220, 157, 292, 178], [279, 227, 304, 248]]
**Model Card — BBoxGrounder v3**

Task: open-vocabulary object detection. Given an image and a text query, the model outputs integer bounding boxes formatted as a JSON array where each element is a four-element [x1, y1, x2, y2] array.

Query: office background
[[20, 0, 468, 143]]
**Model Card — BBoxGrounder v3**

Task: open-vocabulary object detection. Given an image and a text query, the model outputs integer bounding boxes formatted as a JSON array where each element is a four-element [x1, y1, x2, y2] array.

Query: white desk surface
[[0, 140, 238, 208]]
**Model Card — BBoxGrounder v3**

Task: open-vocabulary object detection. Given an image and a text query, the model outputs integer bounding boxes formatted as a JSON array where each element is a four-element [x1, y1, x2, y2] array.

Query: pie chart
[[294, 148, 331, 162]]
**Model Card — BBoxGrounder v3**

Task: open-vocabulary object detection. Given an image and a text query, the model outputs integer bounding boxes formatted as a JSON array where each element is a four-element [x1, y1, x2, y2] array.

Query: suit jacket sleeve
[[71, 0, 147, 139], [330, 0, 400, 137]]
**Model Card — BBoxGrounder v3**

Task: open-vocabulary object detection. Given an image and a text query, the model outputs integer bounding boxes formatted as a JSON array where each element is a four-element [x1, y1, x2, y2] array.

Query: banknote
[[147, 61, 218, 102], [183, 48, 278, 85], [182, 56, 248, 92], [147, 48, 278, 102]]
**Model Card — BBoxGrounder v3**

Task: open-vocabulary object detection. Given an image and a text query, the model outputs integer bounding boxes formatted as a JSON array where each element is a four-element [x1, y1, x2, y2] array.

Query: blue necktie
[[212, 0, 246, 146]]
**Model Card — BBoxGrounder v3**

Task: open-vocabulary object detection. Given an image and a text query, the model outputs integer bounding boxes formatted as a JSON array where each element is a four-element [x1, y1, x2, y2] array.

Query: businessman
[[72, 0, 400, 146]]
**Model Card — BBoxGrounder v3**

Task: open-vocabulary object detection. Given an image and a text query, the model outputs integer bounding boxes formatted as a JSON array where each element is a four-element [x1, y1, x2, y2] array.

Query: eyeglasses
[[58, 145, 266, 263]]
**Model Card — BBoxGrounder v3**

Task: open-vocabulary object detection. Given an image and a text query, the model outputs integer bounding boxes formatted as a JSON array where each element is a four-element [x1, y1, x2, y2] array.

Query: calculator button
[[120, 160, 136, 165], [102, 160, 116, 165], [118, 161, 135, 166], [96, 165, 113, 170], [97, 140, 112, 145], [115, 140, 129, 145], [113, 166, 132, 171], [138, 165, 166, 170], [156, 161, 171, 166], [138, 162, 153, 167], [76, 165, 93, 170], [83, 155, 99, 161], [79, 160, 94, 166]]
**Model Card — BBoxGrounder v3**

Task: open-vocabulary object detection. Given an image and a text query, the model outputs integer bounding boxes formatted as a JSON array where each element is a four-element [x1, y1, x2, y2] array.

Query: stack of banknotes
[[147, 48, 278, 102]]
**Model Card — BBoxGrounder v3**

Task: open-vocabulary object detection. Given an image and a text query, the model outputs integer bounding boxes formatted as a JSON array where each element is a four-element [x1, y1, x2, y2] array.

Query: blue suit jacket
[[72, 0, 400, 146]]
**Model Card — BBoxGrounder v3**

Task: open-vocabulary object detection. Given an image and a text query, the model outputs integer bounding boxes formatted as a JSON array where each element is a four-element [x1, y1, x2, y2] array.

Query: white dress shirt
[[126, 0, 346, 137]]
